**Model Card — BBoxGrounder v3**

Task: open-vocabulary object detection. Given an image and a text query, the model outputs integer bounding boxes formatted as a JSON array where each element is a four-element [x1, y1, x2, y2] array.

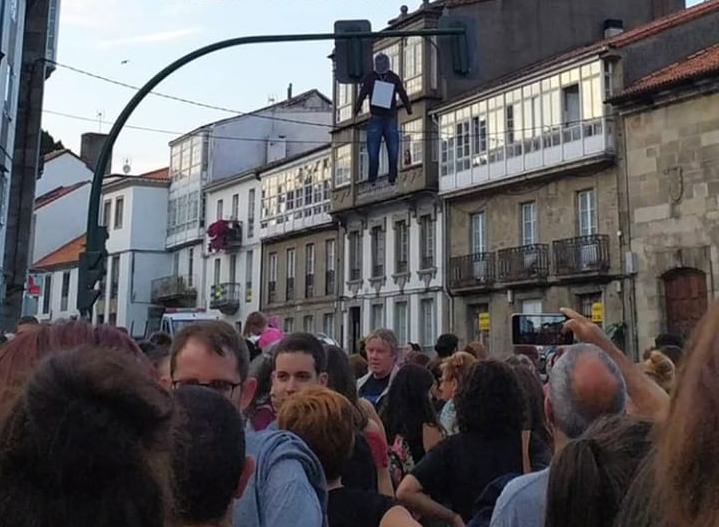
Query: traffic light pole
[[78, 27, 465, 317]]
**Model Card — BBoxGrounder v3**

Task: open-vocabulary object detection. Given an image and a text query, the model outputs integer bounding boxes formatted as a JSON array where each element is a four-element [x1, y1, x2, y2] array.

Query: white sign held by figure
[[371, 80, 394, 109]]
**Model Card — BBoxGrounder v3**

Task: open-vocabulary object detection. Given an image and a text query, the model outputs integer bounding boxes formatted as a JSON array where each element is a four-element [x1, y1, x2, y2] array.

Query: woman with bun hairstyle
[[0, 346, 176, 527]]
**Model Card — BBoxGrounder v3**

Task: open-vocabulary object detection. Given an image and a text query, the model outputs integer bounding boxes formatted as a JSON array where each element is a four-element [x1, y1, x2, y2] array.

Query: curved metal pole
[[81, 28, 463, 316]]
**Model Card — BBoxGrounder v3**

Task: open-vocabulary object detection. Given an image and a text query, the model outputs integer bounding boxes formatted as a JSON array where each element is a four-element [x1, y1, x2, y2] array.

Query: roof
[[34, 180, 90, 210], [42, 148, 91, 168], [169, 89, 332, 146], [138, 167, 169, 180], [32, 234, 86, 270], [438, 0, 719, 110], [610, 43, 719, 101]]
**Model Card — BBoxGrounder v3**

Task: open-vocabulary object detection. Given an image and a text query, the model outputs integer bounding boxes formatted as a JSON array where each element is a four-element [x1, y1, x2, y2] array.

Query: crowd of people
[[0, 303, 709, 527]]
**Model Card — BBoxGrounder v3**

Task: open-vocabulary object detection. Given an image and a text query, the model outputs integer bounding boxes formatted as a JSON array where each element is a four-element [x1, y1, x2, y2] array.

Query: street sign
[[591, 302, 603, 323], [478, 312, 490, 331]]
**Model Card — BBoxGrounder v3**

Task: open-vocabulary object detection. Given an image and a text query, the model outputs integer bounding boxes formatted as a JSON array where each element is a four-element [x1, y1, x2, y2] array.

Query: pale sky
[[42, 0, 704, 174]]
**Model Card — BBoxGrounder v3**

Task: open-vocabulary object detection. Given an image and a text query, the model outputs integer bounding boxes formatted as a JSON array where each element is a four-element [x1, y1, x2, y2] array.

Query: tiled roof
[[612, 43, 719, 101], [32, 234, 86, 269], [34, 180, 90, 210], [139, 167, 169, 180]]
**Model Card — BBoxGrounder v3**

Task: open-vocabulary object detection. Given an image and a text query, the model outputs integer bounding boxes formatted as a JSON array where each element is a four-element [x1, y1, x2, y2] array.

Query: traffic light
[[77, 225, 109, 316], [334, 20, 373, 84], [437, 15, 480, 80]]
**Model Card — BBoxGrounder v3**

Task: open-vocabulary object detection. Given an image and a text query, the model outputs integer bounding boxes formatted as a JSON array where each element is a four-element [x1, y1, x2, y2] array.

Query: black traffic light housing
[[437, 15, 480, 80], [77, 225, 109, 316], [334, 20, 374, 84]]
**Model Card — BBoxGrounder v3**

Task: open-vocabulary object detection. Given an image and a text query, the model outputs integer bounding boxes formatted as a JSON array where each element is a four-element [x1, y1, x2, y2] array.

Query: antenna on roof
[[267, 94, 276, 105], [96, 111, 104, 133], [122, 158, 132, 174]]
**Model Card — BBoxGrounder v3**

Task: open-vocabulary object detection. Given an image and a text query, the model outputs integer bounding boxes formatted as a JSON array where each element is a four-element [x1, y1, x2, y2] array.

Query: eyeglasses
[[171, 379, 242, 396]]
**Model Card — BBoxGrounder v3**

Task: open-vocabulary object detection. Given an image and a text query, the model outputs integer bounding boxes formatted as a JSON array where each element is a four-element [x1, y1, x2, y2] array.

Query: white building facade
[[33, 235, 83, 322]]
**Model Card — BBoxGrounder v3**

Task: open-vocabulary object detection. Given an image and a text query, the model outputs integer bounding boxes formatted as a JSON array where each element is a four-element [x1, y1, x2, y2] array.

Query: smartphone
[[511, 313, 573, 346]]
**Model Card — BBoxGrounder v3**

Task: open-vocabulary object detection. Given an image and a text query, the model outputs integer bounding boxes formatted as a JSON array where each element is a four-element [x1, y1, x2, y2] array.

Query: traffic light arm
[[79, 26, 466, 317]]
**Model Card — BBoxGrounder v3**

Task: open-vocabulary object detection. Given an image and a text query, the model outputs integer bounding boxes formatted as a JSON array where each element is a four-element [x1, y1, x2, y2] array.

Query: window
[[284, 318, 295, 333], [505, 104, 516, 145], [231, 194, 239, 220], [402, 119, 423, 167], [395, 220, 409, 273], [349, 231, 362, 280], [420, 299, 436, 353], [286, 248, 296, 301], [188, 248, 194, 287], [403, 36, 423, 94], [60, 272, 70, 311], [563, 84, 580, 128], [455, 120, 471, 172], [334, 145, 351, 187], [394, 301, 408, 345], [521, 202, 537, 245], [9, 0, 18, 21], [419, 215, 435, 269], [371, 226, 385, 278], [303, 315, 314, 333], [114, 197, 124, 229], [521, 299, 542, 314], [42, 274, 52, 314], [305, 244, 315, 298], [268, 253, 277, 303], [173, 252, 180, 274], [577, 190, 596, 236], [3, 66, 14, 113], [336, 82, 352, 122], [468, 303, 490, 343], [247, 188, 255, 238], [213, 259, 221, 286], [471, 117, 487, 157], [102, 200, 112, 227], [371, 303, 385, 330], [229, 254, 237, 283], [440, 123, 455, 176], [216, 199, 224, 221], [323, 313, 335, 338], [578, 292, 602, 321], [111, 256, 120, 299], [245, 250, 253, 302], [471, 212, 486, 254], [325, 239, 336, 295]]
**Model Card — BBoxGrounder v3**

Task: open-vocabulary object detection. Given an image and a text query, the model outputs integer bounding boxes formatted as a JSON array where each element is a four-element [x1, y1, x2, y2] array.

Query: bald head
[[549, 343, 626, 439]]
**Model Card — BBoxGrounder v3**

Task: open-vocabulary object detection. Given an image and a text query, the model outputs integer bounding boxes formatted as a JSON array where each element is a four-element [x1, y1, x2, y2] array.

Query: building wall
[[260, 225, 340, 338], [621, 88, 719, 351], [36, 154, 91, 197], [36, 265, 79, 322], [32, 185, 90, 262]]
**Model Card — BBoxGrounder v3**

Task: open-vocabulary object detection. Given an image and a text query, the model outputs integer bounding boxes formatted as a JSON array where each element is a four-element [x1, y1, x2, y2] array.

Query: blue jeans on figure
[[367, 115, 399, 184]]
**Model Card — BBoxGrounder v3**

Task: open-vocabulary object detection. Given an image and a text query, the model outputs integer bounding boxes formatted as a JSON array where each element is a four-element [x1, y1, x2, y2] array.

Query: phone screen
[[511, 313, 573, 346]]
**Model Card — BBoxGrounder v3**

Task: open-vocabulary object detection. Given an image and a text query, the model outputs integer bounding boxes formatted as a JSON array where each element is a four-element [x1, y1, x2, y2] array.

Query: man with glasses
[[170, 321, 326, 527]]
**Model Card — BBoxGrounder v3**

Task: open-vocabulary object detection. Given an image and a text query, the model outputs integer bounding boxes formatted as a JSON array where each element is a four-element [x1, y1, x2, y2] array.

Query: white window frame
[[577, 189, 597, 236], [394, 301, 409, 345], [333, 145, 351, 187], [371, 302, 385, 330], [402, 119, 423, 168], [471, 212, 486, 254], [521, 202, 537, 245], [440, 121, 455, 177], [287, 248, 296, 279], [455, 119, 471, 172], [403, 36, 423, 94], [420, 298, 436, 353]]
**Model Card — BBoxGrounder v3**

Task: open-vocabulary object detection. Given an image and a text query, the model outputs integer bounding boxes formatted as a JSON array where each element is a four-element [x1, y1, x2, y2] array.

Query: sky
[[42, 0, 704, 174]]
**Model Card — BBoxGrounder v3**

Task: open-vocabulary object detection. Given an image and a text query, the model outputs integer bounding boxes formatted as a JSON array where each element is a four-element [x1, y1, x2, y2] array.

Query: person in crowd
[[405, 350, 431, 367], [173, 386, 255, 527], [653, 333, 683, 366], [465, 340, 488, 360], [544, 414, 653, 527], [169, 321, 325, 527], [141, 341, 172, 386], [325, 344, 393, 496], [397, 361, 529, 526], [381, 363, 444, 483], [270, 334, 377, 494], [489, 343, 627, 527], [512, 345, 540, 373], [244, 311, 283, 351], [438, 351, 477, 435], [14, 315, 39, 335], [358, 328, 401, 410], [0, 346, 175, 527], [149, 330, 172, 348], [246, 351, 275, 431], [350, 353, 369, 379], [641, 349, 675, 394], [508, 363, 553, 469], [435, 333, 459, 359], [0, 319, 149, 417], [277, 386, 421, 527], [427, 357, 446, 413]]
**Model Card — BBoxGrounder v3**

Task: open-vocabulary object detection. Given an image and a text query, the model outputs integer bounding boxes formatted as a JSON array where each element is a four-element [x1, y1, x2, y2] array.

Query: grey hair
[[548, 343, 627, 439], [364, 328, 399, 357]]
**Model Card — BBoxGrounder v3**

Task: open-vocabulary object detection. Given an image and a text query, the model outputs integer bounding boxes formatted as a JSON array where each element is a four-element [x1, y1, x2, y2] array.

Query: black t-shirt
[[410, 432, 524, 522], [341, 431, 378, 492], [359, 375, 391, 408], [328, 487, 395, 527]]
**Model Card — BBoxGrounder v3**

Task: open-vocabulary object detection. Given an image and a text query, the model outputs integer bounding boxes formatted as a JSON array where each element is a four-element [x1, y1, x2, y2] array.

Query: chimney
[[603, 19, 624, 39], [287, 83, 293, 100], [80, 132, 113, 174]]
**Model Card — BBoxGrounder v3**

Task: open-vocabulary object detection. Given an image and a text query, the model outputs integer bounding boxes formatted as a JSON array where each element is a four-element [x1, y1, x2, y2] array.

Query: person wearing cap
[[354, 53, 412, 186]]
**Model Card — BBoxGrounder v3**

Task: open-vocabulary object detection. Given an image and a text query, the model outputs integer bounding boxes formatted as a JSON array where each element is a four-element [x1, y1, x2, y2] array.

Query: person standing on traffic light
[[354, 53, 412, 186]]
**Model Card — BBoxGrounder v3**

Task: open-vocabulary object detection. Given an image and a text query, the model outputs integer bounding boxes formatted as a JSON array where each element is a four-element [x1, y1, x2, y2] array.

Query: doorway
[[349, 306, 362, 354]]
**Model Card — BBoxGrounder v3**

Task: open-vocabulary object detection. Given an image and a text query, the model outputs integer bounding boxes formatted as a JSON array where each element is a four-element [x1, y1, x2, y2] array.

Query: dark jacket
[[354, 70, 412, 118]]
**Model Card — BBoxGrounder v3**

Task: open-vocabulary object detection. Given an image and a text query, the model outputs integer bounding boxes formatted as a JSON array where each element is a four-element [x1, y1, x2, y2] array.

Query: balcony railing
[[497, 244, 550, 282], [209, 283, 241, 313], [305, 274, 315, 298], [553, 235, 610, 276], [151, 275, 197, 303], [286, 277, 295, 300], [268, 281, 276, 303], [325, 270, 336, 295], [450, 252, 496, 289], [395, 259, 409, 274]]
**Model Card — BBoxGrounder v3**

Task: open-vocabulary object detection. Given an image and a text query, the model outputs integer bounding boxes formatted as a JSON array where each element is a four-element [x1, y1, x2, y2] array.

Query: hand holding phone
[[511, 313, 574, 347]]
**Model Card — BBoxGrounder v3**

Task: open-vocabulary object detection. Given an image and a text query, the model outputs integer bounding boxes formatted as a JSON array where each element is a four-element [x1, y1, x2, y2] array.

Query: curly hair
[[441, 351, 477, 383], [277, 386, 356, 481], [455, 360, 526, 437]]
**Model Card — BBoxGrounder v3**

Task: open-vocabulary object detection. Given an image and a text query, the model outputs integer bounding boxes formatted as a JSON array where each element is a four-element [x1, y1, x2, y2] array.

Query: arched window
[[663, 268, 708, 339]]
